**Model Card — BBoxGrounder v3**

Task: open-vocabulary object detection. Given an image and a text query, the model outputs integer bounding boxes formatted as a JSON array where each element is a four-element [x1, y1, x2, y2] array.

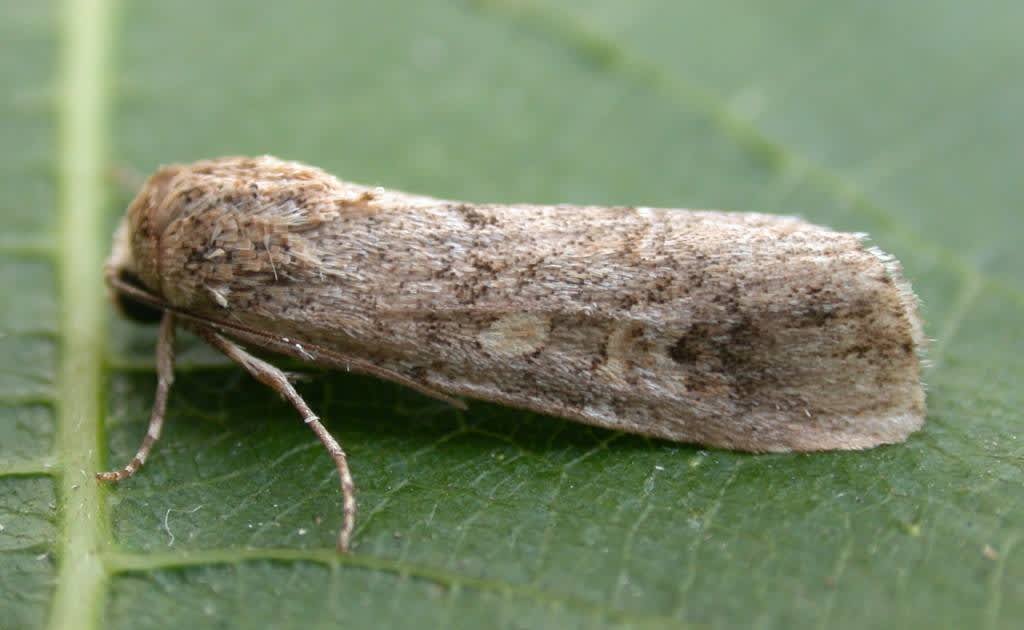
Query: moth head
[[105, 164, 185, 323]]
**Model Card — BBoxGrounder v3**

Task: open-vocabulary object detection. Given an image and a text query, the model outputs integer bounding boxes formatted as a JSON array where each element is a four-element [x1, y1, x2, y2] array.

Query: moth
[[101, 155, 926, 551]]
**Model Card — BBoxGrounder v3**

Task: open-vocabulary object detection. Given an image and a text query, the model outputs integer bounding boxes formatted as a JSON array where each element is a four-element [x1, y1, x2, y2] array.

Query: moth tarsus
[[196, 326, 356, 552], [96, 312, 176, 482], [102, 155, 927, 552]]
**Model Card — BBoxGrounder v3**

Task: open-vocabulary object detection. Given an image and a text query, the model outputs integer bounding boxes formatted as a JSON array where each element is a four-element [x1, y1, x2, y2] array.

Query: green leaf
[[2, 0, 1021, 628]]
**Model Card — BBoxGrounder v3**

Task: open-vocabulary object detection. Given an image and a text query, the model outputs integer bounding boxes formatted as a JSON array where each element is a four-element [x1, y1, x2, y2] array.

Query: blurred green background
[[2, 1, 1021, 628]]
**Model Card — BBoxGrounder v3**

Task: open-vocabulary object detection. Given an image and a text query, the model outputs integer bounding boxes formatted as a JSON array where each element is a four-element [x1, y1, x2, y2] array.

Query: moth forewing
[[101, 155, 926, 551]]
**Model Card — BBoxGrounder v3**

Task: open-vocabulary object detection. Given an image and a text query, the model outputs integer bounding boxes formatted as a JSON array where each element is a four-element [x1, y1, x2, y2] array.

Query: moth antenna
[[107, 285, 470, 412], [197, 327, 356, 552], [97, 311, 176, 481]]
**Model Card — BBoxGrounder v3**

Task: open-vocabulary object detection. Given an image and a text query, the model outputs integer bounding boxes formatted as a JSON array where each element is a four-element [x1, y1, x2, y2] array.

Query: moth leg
[[97, 311, 176, 482], [196, 327, 356, 553]]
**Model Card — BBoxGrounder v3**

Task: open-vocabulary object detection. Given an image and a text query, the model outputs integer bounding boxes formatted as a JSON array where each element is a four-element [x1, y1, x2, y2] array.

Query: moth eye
[[114, 270, 163, 324]]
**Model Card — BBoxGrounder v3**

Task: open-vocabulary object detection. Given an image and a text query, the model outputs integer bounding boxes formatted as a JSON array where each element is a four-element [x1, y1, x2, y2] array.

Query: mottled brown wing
[[120, 156, 926, 452]]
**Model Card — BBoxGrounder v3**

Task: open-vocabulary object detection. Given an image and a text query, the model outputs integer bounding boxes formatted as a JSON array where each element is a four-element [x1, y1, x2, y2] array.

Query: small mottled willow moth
[[100, 155, 926, 551]]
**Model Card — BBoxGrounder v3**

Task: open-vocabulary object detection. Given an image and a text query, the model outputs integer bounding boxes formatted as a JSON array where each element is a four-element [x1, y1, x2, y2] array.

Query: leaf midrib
[[47, 0, 114, 629]]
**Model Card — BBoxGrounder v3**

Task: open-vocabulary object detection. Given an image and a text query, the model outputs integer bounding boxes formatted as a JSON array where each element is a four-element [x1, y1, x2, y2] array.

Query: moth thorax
[[125, 164, 187, 298]]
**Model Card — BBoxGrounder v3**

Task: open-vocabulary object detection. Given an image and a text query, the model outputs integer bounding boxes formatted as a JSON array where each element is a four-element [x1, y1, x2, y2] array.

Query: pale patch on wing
[[601, 322, 644, 381], [478, 313, 550, 357]]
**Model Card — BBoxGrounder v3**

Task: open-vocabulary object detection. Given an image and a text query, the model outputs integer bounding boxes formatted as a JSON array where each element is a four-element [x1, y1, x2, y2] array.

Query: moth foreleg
[[196, 327, 356, 552], [97, 311, 176, 482]]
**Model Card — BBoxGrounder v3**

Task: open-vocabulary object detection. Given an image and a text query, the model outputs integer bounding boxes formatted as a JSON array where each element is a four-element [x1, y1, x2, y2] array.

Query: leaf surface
[[2, 1, 1021, 628]]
